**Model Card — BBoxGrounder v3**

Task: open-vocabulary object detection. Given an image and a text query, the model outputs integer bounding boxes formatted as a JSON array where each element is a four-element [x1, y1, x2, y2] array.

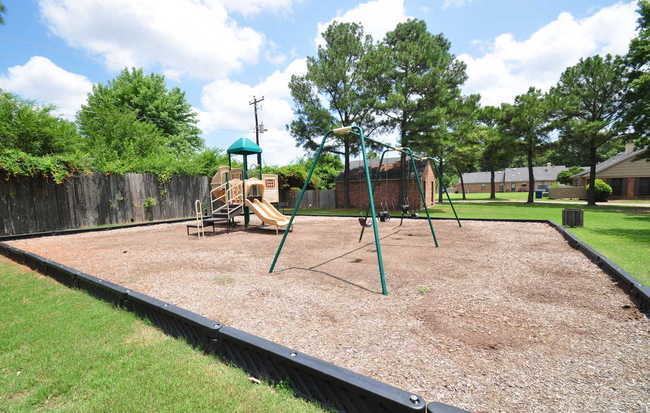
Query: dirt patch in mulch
[[7, 217, 649, 412]]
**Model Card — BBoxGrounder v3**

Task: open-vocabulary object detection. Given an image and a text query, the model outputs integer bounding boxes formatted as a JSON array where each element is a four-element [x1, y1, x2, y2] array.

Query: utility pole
[[249, 96, 265, 178]]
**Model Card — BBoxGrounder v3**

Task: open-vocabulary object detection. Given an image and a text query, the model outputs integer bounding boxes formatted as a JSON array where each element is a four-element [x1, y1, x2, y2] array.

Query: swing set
[[268, 125, 461, 296]]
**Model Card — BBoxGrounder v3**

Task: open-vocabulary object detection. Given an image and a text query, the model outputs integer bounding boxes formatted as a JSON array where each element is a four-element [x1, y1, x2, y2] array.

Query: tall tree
[[476, 105, 516, 200], [446, 138, 478, 200], [550, 54, 627, 206], [545, 138, 623, 167], [78, 68, 202, 155], [500, 88, 553, 203], [425, 95, 480, 202], [78, 106, 164, 166], [621, 0, 650, 154], [288, 22, 378, 208], [371, 19, 467, 204], [0, 2, 6, 25]]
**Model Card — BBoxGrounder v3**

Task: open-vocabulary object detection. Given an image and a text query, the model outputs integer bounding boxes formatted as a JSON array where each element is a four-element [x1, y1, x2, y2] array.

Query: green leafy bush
[[556, 166, 585, 185], [586, 179, 612, 202], [0, 91, 82, 157], [0, 149, 83, 183], [0, 73, 230, 183], [263, 153, 343, 190], [143, 197, 157, 208]]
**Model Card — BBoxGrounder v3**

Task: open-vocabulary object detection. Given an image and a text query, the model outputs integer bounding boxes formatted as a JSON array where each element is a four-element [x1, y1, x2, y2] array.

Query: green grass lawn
[[0, 259, 325, 413], [446, 191, 531, 200], [446, 191, 650, 204], [283, 202, 650, 286]]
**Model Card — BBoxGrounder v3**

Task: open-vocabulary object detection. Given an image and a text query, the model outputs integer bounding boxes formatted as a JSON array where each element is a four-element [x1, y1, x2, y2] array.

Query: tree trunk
[[457, 167, 466, 200], [587, 144, 597, 206], [490, 169, 496, 200], [527, 143, 535, 204], [399, 151, 407, 206], [398, 127, 408, 207], [344, 141, 351, 208], [438, 158, 444, 204]]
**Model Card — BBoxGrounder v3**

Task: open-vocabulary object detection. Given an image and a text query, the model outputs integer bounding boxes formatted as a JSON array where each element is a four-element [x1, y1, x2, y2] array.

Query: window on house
[[499, 184, 504, 192], [637, 178, 650, 196], [480, 184, 486, 190], [265, 179, 276, 189], [607, 178, 624, 196], [510, 183, 516, 191]]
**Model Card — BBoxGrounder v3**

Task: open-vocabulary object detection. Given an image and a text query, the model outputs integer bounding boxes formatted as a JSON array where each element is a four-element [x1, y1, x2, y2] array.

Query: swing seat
[[358, 217, 372, 227], [401, 204, 410, 214], [379, 211, 391, 222]]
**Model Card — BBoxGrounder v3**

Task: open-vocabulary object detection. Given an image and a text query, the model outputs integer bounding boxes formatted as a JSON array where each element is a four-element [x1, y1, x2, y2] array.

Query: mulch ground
[[8, 217, 649, 412]]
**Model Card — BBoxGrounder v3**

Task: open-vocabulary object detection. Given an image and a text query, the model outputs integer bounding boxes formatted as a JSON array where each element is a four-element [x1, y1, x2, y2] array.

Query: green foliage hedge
[[557, 166, 585, 185], [263, 153, 343, 190], [0, 147, 231, 184], [586, 178, 613, 202], [0, 84, 232, 183], [0, 149, 84, 183]]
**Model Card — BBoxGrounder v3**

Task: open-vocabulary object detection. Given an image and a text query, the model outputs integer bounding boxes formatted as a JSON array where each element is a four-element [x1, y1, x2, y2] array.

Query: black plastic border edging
[[0, 216, 195, 242], [213, 326, 429, 412], [0, 241, 446, 412], [547, 221, 650, 313]]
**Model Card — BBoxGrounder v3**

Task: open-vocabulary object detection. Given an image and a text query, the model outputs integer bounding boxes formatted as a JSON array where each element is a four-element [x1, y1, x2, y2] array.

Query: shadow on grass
[[582, 226, 650, 244]]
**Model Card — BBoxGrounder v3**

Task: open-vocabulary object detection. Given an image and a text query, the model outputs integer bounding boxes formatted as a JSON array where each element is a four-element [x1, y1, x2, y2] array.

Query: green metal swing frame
[[357, 146, 440, 246], [268, 125, 459, 296]]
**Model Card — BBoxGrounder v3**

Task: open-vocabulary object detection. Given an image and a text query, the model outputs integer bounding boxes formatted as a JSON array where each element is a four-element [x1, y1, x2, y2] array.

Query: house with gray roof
[[572, 144, 649, 199], [454, 164, 569, 193]]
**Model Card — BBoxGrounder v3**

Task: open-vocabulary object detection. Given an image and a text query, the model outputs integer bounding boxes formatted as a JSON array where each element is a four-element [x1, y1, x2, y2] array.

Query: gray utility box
[[562, 208, 584, 227]]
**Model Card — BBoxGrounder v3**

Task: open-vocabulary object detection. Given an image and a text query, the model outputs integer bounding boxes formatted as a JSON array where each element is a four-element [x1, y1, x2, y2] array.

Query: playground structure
[[195, 137, 288, 235], [269, 125, 462, 296]]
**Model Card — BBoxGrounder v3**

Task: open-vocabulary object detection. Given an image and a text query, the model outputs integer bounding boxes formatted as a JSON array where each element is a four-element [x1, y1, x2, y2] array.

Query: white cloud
[[264, 40, 288, 66], [220, 0, 297, 16], [39, 0, 264, 80], [460, 2, 638, 106], [199, 58, 307, 165], [442, 0, 472, 8], [315, 0, 409, 45], [0, 56, 92, 119]]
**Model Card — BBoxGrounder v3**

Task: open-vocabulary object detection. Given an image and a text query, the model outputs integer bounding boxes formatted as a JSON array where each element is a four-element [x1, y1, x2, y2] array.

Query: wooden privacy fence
[[280, 189, 336, 209], [0, 173, 210, 235], [549, 185, 586, 200]]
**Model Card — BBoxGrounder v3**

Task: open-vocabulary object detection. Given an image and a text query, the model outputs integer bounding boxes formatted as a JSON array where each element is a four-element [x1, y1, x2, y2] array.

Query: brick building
[[455, 164, 569, 193], [572, 145, 650, 199], [335, 158, 437, 209]]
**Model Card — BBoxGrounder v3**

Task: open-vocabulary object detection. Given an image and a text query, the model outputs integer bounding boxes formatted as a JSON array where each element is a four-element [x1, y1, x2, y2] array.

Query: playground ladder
[[210, 180, 244, 223]]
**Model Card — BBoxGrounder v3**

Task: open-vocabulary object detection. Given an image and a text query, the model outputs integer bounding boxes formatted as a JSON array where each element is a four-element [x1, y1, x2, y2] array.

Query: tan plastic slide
[[245, 199, 290, 234]]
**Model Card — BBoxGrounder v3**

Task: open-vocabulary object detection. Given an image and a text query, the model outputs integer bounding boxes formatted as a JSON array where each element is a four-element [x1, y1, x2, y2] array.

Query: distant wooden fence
[[549, 185, 586, 200], [280, 189, 336, 209], [0, 173, 210, 235]]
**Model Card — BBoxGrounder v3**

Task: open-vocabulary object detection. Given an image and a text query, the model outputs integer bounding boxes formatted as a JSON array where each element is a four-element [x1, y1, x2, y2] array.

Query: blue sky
[[0, 0, 640, 165]]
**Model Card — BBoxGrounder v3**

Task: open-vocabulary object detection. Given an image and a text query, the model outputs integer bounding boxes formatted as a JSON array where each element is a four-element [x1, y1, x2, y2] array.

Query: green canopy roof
[[227, 138, 262, 155]]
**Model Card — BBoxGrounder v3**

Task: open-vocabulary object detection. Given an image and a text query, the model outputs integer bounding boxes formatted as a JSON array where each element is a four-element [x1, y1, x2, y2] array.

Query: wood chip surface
[[9, 217, 649, 412]]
